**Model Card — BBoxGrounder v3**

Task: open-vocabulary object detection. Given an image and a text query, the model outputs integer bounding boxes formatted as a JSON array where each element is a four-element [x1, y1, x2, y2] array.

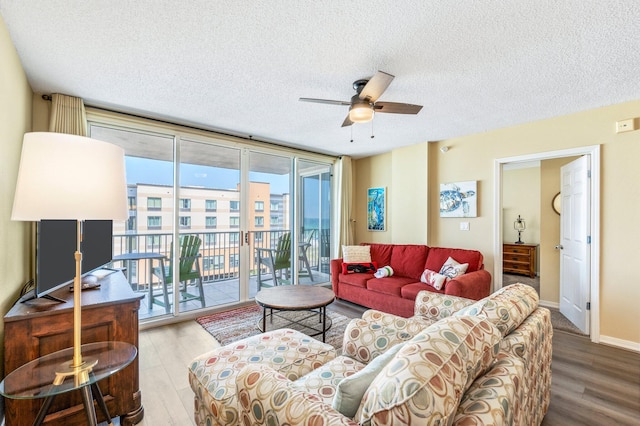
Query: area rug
[[196, 304, 351, 350]]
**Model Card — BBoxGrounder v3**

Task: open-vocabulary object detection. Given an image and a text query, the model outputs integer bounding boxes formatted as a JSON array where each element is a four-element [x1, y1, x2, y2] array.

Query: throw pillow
[[374, 266, 394, 278], [332, 342, 406, 418], [420, 268, 448, 290], [439, 256, 469, 279], [342, 245, 372, 263], [342, 262, 377, 275]]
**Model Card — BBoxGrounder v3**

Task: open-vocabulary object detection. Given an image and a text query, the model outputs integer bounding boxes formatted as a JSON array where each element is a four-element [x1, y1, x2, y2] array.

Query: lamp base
[[515, 231, 524, 244], [54, 356, 98, 386]]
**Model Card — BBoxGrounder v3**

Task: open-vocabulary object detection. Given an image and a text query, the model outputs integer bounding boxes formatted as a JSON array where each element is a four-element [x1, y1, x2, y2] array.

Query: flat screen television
[[31, 220, 113, 301]]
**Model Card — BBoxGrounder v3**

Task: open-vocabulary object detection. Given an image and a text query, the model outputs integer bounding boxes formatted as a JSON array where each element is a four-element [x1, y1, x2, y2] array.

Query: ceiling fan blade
[[359, 71, 394, 102], [341, 115, 354, 127], [374, 101, 423, 115], [299, 97, 351, 106]]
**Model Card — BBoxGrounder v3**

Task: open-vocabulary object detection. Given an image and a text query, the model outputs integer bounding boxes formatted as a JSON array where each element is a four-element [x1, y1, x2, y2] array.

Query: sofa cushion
[[454, 283, 539, 336], [439, 256, 469, 280], [293, 355, 366, 406], [358, 316, 501, 425], [332, 342, 406, 418], [401, 282, 445, 300], [340, 272, 375, 288], [389, 245, 430, 280], [366, 276, 417, 297], [237, 364, 359, 426], [342, 245, 371, 263], [363, 243, 394, 267], [425, 247, 483, 273]]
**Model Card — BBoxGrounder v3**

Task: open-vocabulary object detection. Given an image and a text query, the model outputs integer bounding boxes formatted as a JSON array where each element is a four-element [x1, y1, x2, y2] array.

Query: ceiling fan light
[[349, 103, 374, 123]]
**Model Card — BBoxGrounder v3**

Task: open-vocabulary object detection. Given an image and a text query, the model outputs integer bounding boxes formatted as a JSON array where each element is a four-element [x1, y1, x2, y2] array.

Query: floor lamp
[[11, 132, 127, 386]]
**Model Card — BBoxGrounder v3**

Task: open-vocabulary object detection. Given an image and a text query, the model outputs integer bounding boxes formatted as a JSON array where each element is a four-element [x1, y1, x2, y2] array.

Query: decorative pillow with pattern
[[342, 262, 378, 275], [439, 256, 469, 279], [420, 268, 448, 290], [342, 245, 372, 263]]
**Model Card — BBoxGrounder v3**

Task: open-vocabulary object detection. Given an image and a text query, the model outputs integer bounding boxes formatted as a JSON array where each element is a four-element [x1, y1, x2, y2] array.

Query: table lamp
[[514, 214, 526, 244], [11, 132, 127, 385]]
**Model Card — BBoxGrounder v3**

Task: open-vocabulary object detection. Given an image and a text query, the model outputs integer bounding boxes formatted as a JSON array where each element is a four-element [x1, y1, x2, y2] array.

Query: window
[[180, 198, 191, 210], [204, 233, 217, 246], [229, 232, 239, 244], [255, 216, 264, 227], [148, 216, 161, 229], [128, 196, 136, 210], [230, 216, 240, 228], [206, 216, 217, 228], [179, 216, 191, 228], [146, 235, 161, 249], [254, 231, 263, 243], [271, 215, 280, 225], [270, 201, 279, 211], [229, 254, 239, 268], [147, 197, 161, 210], [230, 200, 239, 211], [206, 199, 217, 211], [203, 255, 224, 271], [255, 201, 264, 212]]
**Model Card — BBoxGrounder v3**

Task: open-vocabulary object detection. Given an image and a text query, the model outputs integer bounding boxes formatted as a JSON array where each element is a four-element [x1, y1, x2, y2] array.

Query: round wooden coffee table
[[255, 286, 335, 342]]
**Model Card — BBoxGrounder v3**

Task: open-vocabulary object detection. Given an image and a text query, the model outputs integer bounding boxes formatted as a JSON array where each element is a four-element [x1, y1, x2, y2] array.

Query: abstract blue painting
[[367, 187, 386, 231]]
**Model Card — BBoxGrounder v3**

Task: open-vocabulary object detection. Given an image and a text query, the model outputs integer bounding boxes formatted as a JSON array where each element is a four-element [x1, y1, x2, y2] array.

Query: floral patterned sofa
[[188, 284, 552, 425]]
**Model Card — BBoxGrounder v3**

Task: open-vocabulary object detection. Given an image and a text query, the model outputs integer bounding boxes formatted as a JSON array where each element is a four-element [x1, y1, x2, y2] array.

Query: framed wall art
[[440, 181, 477, 217], [367, 187, 386, 231]]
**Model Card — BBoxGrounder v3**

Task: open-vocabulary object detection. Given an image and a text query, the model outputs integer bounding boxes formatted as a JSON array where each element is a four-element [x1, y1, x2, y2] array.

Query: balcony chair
[[298, 229, 315, 282], [151, 235, 205, 313], [255, 232, 292, 291]]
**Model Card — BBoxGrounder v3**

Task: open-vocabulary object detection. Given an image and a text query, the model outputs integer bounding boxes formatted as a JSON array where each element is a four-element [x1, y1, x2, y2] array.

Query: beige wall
[[0, 15, 33, 373], [503, 166, 540, 246], [354, 144, 428, 244], [356, 100, 640, 347]]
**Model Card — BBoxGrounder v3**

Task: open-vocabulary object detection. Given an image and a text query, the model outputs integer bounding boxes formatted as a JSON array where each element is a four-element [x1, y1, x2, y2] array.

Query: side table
[[0, 341, 137, 426]]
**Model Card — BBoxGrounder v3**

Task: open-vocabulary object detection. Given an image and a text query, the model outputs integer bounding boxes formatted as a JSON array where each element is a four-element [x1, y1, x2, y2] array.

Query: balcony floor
[[138, 270, 330, 321]]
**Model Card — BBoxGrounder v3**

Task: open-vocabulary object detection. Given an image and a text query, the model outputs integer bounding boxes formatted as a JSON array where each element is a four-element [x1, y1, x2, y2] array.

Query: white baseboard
[[599, 335, 640, 353], [539, 300, 559, 309]]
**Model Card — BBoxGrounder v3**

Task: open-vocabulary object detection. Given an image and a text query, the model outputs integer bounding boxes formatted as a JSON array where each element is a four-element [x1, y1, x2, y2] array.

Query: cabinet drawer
[[504, 246, 533, 255]]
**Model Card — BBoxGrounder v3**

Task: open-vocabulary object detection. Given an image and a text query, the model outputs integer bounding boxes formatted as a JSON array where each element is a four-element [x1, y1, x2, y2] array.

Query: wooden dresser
[[3, 271, 144, 426], [503, 243, 537, 278]]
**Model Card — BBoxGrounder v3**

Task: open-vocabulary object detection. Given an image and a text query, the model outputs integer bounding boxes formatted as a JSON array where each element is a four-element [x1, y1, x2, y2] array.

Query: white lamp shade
[[11, 132, 128, 221]]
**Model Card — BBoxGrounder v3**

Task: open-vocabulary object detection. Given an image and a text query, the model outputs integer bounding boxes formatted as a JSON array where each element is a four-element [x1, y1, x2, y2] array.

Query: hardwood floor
[[128, 300, 640, 425]]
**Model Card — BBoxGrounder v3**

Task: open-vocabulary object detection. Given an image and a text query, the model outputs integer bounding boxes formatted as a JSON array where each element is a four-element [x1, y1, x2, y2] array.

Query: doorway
[[493, 145, 601, 342]]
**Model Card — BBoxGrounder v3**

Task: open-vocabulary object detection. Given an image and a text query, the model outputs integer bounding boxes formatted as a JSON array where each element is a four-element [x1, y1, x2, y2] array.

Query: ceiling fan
[[299, 70, 423, 127]]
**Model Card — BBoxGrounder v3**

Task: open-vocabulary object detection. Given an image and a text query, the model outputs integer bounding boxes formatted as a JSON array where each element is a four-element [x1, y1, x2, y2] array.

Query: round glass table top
[[0, 341, 137, 400]]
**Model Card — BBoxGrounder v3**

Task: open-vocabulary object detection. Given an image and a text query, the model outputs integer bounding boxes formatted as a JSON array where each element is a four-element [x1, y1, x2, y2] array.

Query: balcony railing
[[111, 229, 329, 289]]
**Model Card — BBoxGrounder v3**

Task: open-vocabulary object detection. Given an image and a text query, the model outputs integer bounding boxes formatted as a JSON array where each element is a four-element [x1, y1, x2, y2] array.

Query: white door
[[558, 155, 590, 334]]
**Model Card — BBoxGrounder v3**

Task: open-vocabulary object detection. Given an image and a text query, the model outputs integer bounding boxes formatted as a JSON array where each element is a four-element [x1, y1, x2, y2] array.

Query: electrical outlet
[[616, 118, 636, 133], [460, 222, 470, 231]]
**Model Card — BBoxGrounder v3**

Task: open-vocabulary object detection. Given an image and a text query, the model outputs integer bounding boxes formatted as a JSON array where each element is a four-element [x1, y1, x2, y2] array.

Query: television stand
[[4, 271, 144, 425], [19, 289, 66, 304]]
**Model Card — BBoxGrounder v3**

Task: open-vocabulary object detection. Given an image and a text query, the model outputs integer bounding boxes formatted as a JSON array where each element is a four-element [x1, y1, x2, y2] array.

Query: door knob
[[555, 244, 563, 250]]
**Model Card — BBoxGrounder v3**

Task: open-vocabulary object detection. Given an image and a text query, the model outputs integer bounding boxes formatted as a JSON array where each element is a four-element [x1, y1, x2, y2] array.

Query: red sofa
[[330, 243, 491, 317]]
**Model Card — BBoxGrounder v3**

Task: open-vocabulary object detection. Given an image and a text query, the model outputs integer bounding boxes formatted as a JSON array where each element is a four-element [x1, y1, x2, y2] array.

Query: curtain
[[335, 156, 354, 255], [49, 93, 88, 136]]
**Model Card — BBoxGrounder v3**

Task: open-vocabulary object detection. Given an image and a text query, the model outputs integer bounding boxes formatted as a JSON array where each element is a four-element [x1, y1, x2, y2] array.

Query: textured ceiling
[[2, 1, 640, 158]]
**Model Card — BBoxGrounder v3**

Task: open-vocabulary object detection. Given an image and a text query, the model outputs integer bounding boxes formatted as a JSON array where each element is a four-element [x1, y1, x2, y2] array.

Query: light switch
[[460, 222, 470, 231]]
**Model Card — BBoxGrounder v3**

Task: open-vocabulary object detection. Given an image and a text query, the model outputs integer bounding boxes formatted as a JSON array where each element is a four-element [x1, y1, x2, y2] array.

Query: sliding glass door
[[298, 160, 332, 282], [88, 113, 335, 323]]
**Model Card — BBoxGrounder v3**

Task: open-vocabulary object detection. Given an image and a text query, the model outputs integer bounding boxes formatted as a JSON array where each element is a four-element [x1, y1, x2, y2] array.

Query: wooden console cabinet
[[3, 271, 144, 425], [503, 243, 537, 278]]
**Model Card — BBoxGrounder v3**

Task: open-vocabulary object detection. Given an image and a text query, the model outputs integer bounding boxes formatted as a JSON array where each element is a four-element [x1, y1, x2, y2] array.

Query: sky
[[125, 156, 290, 194]]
